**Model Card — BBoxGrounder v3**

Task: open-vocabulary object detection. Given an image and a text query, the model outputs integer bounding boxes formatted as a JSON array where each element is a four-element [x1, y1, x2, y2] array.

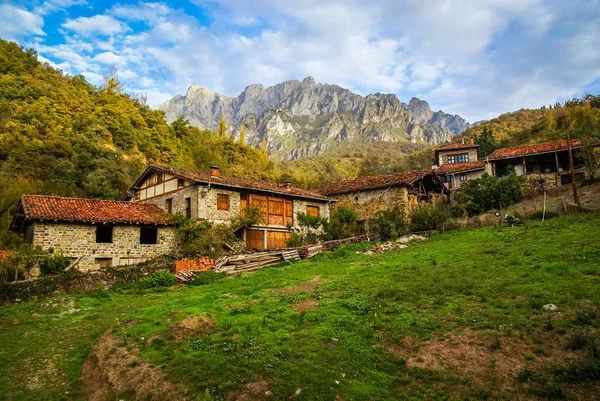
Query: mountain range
[[158, 77, 470, 160]]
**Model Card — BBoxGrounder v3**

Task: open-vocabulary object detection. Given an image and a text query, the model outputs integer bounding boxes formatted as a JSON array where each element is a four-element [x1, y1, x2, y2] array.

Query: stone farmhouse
[[123, 165, 334, 249], [433, 140, 486, 190], [486, 139, 600, 188], [9, 195, 178, 271], [318, 170, 448, 221]]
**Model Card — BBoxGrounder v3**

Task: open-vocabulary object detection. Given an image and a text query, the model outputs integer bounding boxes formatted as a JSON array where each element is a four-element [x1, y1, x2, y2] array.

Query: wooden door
[[267, 231, 291, 249], [246, 229, 264, 249]]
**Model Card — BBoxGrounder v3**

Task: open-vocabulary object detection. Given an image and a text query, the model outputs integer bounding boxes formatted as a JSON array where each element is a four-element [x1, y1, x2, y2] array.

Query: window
[[306, 205, 319, 217], [96, 225, 113, 243], [140, 227, 158, 244], [156, 173, 164, 184], [95, 258, 112, 268], [177, 178, 185, 188], [447, 153, 469, 164], [133, 192, 140, 201], [460, 175, 467, 182], [444, 175, 451, 182], [165, 198, 173, 214], [354, 196, 359, 201], [185, 197, 192, 218], [217, 194, 230, 211]]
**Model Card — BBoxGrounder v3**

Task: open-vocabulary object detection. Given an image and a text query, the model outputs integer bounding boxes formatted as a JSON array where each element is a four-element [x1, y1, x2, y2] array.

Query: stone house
[[123, 165, 334, 249], [433, 140, 486, 190], [318, 170, 448, 221], [9, 195, 178, 272], [486, 139, 600, 189]]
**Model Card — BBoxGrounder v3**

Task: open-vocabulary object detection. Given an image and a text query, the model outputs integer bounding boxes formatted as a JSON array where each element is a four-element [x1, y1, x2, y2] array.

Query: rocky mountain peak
[[157, 78, 470, 160]]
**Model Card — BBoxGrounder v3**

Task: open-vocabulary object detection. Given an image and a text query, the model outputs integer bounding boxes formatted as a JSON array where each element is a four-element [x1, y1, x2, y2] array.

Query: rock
[[543, 304, 558, 311], [157, 78, 467, 160]]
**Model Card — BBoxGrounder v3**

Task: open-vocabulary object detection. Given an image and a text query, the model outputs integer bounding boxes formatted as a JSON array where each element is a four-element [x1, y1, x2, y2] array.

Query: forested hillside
[[465, 97, 600, 156], [0, 40, 275, 245]]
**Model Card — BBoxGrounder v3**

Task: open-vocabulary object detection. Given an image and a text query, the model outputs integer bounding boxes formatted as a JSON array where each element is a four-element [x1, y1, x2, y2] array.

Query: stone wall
[[31, 222, 178, 272], [332, 187, 409, 221], [203, 187, 242, 225], [293, 198, 331, 223], [140, 185, 199, 220], [438, 148, 478, 166], [0, 261, 172, 303], [442, 169, 485, 189]]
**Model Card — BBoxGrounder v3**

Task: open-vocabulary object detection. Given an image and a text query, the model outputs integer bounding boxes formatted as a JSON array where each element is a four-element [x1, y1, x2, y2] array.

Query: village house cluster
[[8, 138, 598, 272]]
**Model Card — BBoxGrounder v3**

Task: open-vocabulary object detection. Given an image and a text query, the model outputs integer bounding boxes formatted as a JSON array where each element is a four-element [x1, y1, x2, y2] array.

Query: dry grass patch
[[171, 316, 214, 341], [290, 299, 319, 313], [81, 331, 189, 401], [226, 381, 271, 401], [267, 276, 327, 295]]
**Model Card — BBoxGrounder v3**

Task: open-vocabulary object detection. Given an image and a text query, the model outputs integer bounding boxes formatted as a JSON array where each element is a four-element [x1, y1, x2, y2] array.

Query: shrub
[[517, 365, 535, 383], [139, 271, 176, 288], [529, 210, 559, 220], [370, 207, 409, 241], [39, 253, 71, 275], [409, 200, 451, 236], [287, 212, 327, 247], [188, 271, 226, 286], [574, 306, 597, 326], [321, 205, 363, 241], [454, 173, 528, 216], [567, 327, 592, 350]]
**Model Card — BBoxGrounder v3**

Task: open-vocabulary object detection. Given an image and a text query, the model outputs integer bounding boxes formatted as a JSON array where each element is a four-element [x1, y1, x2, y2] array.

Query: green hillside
[[0, 40, 275, 245], [1, 213, 599, 400]]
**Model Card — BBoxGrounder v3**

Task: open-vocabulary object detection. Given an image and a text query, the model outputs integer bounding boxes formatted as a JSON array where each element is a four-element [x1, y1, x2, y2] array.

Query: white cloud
[[62, 15, 129, 37], [0, 4, 45, 41], [34, 0, 87, 15], [25, 0, 600, 120]]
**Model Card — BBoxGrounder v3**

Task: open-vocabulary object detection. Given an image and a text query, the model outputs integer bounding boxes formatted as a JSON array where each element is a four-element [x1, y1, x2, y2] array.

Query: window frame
[[185, 197, 192, 219], [177, 178, 185, 188], [95, 225, 113, 244], [140, 227, 158, 244], [165, 198, 173, 214], [217, 194, 230, 211], [460, 174, 468, 182], [447, 153, 469, 164], [306, 205, 320, 217]]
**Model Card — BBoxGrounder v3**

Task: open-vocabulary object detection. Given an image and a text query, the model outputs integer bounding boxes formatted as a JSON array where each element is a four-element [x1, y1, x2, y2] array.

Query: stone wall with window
[[201, 188, 242, 224], [293, 199, 330, 224], [438, 149, 478, 166], [138, 186, 199, 220], [29, 222, 178, 272]]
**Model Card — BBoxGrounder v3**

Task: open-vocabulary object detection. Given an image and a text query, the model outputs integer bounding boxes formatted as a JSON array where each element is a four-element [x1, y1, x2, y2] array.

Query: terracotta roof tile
[[437, 143, 479, 151], [319, 169, 434, 196], [19, 195, 174, 225], [436, 161, 486, 174], [139, 165, 332, 201], [487, 139, 600, 160]]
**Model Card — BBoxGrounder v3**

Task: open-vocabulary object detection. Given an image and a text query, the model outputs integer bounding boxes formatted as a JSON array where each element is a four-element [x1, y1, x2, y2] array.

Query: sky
[[1, 0, 600, 122]]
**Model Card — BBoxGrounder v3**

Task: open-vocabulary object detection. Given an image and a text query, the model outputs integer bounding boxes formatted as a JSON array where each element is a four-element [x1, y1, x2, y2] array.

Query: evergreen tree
[[217, 112, 227, 136], [476, 127, 497, 158], [238, 124, 246, 146]]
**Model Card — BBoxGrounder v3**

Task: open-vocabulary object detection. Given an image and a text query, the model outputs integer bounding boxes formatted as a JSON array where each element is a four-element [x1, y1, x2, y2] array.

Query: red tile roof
[[319, 169, 438, 196], [436, 161, 486, 174], [128, 165, 332, 202], [487, 139, 600, 160], [17, 195, 174, 226], [437, 142, 479, 151]]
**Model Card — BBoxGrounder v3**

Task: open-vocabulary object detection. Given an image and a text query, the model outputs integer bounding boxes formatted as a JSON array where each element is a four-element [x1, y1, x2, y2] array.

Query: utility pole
[[561, 110, 580, 207]]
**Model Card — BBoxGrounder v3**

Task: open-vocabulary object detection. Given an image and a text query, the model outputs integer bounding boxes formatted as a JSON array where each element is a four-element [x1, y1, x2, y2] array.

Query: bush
[[39, 253, 71, 275], [321, 205, 363, 241], [287, 212, 327, 247], [188, 271, 226, 286], [567, 327, 592, 350], [409, 200, 451, 235], [370, 207, 409, 241], [574, 307, 597, 326], [454, 173, 528, 216], [139, 271, 176, 288], [529, 210, 559, 220]]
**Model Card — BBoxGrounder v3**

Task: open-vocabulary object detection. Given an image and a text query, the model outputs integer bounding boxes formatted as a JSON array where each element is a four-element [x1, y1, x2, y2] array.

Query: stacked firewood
[[216, 250, 292, 274]]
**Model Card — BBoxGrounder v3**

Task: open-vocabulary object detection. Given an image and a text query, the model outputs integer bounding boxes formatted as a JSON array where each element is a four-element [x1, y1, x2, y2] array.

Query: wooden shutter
[[267, 231, 291, 249], [217, 194, 230, 211], [306, 205, 319, 217], [284, 200, 293, 225], [246, 229, 264, 249]]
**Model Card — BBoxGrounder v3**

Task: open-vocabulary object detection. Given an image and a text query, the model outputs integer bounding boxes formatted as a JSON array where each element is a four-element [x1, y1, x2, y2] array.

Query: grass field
[[1, 213, 599, 400]]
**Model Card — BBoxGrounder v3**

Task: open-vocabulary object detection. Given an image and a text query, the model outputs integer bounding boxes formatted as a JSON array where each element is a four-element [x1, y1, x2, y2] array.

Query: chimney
[[470, 138, 475, 145], [282, 180, 292, 190], [209, 165, 220, 177]]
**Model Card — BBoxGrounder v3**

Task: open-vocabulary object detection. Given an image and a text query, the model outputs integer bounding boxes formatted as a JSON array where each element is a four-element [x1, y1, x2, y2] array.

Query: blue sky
[[1, 0, 600, 122]]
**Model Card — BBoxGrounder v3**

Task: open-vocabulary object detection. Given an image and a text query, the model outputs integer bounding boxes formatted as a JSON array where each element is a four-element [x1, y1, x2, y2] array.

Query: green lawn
[[1, 213, 599, 400]]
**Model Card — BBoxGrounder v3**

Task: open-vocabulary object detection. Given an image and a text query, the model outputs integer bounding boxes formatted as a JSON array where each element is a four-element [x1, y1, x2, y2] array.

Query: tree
[[260, 138, 268, 156], [102, 66, 122, 93], [454, 173, 528, 216], [580, 136, 600, 181], [238, 124, 245, 146], [476, 127, 497, 158], [409, 201, 451, 236], [217, 112, 227, 136]]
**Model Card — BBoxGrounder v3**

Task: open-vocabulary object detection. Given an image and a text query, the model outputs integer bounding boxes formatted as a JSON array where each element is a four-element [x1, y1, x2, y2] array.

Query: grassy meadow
[[1, 212, 599, 400]]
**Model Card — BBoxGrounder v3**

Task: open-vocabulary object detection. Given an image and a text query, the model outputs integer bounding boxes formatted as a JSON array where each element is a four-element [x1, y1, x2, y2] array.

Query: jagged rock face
[[405, 97, 470, 135], [158, 77, 468, 160]]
